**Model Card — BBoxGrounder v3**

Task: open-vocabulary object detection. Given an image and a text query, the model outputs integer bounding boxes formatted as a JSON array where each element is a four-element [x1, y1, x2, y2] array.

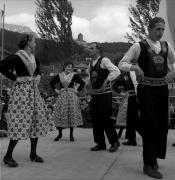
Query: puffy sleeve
[[0, 55, 18, 81], [167, 42, 175, 71], [50, 74, 60, 91], [118, 43, 141, 72], [74, 74, 85, 92], [102, 57, 121, 81]]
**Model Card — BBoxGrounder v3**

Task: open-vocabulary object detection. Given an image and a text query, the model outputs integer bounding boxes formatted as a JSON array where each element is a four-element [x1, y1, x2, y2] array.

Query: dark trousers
[[125, 94, 141, 141], [137, 84, 168, 166], [90, 93, 118, 146]]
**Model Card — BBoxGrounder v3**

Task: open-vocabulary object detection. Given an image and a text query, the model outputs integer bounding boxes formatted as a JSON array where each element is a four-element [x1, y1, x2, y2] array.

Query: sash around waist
[[140, 76, 167, 86], [90, 87, 112, 95]]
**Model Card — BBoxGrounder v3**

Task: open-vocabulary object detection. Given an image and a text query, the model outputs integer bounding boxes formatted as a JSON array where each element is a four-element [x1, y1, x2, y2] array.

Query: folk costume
[[119, 38, 175, 168], [50, 72, 85, 128], [89, 56, 121, 151], [0, 50, 55, 140]]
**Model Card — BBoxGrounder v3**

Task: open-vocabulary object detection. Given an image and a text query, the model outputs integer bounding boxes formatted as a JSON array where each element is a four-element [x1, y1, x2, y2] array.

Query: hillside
[[0, 29, 131, 65]]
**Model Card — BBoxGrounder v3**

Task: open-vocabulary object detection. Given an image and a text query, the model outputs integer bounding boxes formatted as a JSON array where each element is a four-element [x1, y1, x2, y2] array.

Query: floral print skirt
[[116, 92, 129, 127], [6, 80, 55, 140], [52, 88, 83, 128]]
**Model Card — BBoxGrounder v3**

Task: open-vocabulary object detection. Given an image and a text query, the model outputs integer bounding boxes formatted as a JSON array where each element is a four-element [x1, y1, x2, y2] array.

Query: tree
[[35, 0, 74, 58], [125, 0, 161, 43]]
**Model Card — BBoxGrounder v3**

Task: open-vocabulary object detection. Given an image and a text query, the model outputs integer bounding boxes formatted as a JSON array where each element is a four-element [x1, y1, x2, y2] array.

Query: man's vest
[[90, 57, 111, 94], [138, 40, 168, 86]]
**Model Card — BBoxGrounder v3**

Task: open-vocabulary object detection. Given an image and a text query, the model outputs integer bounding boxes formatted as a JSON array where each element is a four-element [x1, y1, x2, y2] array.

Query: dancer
[[50, 61, 85, 141], [86, 42, 121, 152], [0, 33, 55, 167], [119, 17, 175, 179]]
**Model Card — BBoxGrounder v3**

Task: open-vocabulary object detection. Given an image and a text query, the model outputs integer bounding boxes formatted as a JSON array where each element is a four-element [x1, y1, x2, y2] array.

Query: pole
[[0, 4, 5, 97], [1, 4, 5, 61]]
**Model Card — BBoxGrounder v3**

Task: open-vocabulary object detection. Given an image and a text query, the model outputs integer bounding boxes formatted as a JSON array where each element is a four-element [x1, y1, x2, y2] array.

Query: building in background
[[76, 33, 87, 47]]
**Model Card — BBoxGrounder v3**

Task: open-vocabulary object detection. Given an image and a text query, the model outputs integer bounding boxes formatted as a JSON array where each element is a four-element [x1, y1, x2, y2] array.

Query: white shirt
[[129, 71, 138, 93], [118, 38, 175, 72], [89, 56, 121, 81]]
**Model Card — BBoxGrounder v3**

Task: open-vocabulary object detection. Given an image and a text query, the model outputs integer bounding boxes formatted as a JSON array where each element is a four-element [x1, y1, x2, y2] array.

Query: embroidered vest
[[90, 57, 109, 89], [138, 40, 168, 78]]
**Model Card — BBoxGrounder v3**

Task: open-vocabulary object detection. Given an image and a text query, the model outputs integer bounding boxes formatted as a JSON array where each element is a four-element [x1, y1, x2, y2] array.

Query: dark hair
[[148, 17, 165, 29], [62, 61, 74, 71], [88, 42, 103, 54], [18, 33, 34, 49]]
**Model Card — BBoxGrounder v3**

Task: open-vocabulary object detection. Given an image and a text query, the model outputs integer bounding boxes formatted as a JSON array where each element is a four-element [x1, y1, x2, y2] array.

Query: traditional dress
[[0, 50, 55, 140], [89, 56, 121, 147], [119, 38, 175, 166], [50, 72, 85, 128]]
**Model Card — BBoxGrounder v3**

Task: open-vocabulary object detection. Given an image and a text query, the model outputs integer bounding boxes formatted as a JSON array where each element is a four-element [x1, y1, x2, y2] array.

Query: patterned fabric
[[6, 79, 55, 140], [52, 88, 83, 128], [16, 50, 36, 76], [59, 72, 75, 88], [116, 92, 129, 127]]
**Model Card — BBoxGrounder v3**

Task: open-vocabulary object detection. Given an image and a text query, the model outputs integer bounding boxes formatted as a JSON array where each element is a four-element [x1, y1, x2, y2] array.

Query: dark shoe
[[70, 136, 74, 142], [3, 157, 18, 167], [143, 165, 163, 179], [54, 134, 62, 141], [172, 143, 175, 147], [90, 145, 106, 151], [108, 141, 120, 152], [30, 154, 44, 163], [122, 140, 137, 146]]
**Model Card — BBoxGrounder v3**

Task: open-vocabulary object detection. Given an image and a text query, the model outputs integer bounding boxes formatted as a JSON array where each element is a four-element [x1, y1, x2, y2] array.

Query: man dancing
[[119, 17, 175, 179]]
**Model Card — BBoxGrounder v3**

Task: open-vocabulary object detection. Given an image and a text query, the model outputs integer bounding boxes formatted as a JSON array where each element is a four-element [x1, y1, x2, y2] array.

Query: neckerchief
[[59, 72, 75, 88], [16, 50, 36, 76]]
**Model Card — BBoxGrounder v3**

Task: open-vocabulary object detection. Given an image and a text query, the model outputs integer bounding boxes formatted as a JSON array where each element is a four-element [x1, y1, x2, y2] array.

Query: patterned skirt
[[52, 88, 83, 128], [6, 80, 55, 140], [116, 92, 129, 127]]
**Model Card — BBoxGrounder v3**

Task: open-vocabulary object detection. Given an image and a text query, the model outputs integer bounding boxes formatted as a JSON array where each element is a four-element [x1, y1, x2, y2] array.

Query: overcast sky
[[1, 0, 136, 42]]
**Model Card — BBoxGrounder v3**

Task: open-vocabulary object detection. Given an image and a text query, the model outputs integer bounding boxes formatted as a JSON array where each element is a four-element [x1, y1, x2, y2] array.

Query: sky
[[0, 0, 136, 42]]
